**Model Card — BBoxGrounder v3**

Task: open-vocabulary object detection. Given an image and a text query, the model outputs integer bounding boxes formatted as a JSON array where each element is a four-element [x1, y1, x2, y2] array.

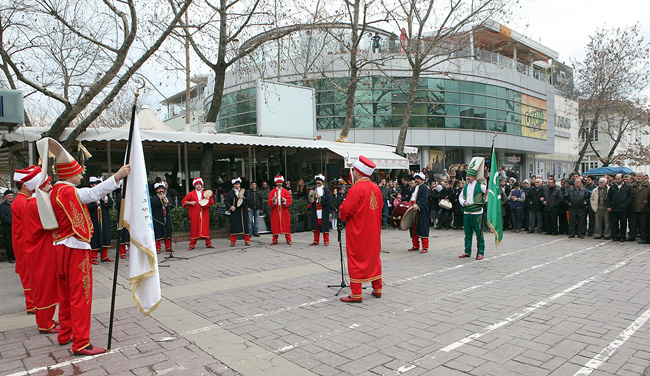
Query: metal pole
[[107, 141, 112, 174], [184, 143, 190, 195], [248, 145, 252, 181]]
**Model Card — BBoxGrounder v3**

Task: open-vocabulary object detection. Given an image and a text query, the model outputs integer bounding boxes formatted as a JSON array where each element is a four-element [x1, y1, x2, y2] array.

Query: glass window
[[317, 117, 333, 130], [428, 116, 445, 128], [374, 102, 392, 115], [445, 104, 460, 117], [410, 115, 427, 128], [486, 108, 497, 121], [474, 95, 486, 107], [428, 78, 445, 91], [446, 117, 460, 128], [375, 116, 394, 128], [474, 106, 486, 119], [355, 90, 373, 102], [460, 94, 473, 105], [486, 85, 498, 97], [460, 106, 474, 118], [473, 83, 486, 94], [353, 116, 373, 128], [460, 81, 473, 93], [332, 117, 344, 129], [373, 89, 393, 102], [445, 80, 459, 92], [445, 91, 460, 104], [354, 103, 373, 116]]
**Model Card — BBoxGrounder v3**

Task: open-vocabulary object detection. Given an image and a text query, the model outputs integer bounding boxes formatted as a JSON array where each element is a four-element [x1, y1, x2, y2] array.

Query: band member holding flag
[[339, 156, 383, 303], [459, 157, 487, 260], [151, 182, 174, 253], [182, 177, 215, 250], [11, 166, 39, 314], [87, 177, 114, 264], [405, 172, 430, 253], [35, 137, 131, 356], [226, 177, 251, 247], [308, 174, 331, 246], [23, 174, 60, 334], [486, 149, 504, 247], [269, 175, 292, 245]]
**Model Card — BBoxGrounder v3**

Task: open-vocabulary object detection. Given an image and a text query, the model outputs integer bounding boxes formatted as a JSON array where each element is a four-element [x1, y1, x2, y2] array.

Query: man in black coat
[[405, 173, 430, 253], [248, 182, 263, 237], [0, 190, 15, 263], [308, 174, 332, 246], [151, 182, 174, 253], [227, 178, 250, 247], [565, 177, 590, 238], [542, 178, 563, 235], [87, 177, 114, 264], [607, 173, 634, 242], [526, 179, 545, 233]]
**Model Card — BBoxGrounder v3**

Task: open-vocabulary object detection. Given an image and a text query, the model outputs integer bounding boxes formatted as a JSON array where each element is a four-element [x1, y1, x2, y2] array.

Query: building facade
[[195, 22, 580, 179]]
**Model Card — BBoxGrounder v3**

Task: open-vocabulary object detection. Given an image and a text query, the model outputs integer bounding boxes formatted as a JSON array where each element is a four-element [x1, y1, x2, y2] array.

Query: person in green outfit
[[458, 157, 487, 260]]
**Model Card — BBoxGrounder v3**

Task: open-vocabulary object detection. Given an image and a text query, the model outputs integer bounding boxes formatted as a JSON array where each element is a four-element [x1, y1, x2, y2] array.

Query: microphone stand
[[161, 201, 187, 263], [327, 226, 349, 296]]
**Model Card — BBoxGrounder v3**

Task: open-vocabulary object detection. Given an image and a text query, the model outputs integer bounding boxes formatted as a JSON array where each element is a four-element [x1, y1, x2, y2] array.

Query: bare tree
[[586, 100, 649, 167], [382, 0, 510, 155], [573, 24, 650, 172], [0, 0, 192, 151], [174, 0, 306, 187]]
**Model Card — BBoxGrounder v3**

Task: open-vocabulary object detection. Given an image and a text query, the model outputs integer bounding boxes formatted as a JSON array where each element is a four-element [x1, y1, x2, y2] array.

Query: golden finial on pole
[[134, 77, 146, 105]]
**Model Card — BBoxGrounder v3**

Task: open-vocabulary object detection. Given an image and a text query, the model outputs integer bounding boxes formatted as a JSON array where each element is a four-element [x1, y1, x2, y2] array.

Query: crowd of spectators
[[367, 166, 650, 245]]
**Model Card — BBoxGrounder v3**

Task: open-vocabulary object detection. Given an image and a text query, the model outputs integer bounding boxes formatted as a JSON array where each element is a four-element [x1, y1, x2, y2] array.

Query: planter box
[[109, 228, 229, 247]]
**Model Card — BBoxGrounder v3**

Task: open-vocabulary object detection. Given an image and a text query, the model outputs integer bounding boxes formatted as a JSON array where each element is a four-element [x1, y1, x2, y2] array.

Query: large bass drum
[[391, 202, 416, 231]]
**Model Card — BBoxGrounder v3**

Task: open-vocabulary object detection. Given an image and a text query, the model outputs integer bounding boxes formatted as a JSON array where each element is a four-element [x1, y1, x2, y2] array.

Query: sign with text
[[521, 94, 547, 140]]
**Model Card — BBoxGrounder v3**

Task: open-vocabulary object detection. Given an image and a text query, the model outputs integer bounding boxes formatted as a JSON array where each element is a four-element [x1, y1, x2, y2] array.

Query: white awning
[[327, 147, 410, 170], [3, 126, 415, 169]]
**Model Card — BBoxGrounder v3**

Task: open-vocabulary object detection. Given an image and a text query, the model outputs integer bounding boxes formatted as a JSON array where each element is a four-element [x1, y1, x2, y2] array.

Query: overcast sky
[[511, 0, 650, 65]]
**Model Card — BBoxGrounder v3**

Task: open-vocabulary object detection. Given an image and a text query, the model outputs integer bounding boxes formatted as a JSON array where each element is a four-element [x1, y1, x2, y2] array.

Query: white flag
[[122, 117, 161, 315]]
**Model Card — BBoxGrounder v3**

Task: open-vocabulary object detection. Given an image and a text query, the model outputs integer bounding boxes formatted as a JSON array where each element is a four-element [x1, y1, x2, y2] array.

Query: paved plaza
[[1, 228, 650, 376]]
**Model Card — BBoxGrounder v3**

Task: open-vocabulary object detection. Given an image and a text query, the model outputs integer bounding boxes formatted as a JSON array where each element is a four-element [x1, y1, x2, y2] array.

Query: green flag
[[487, 149, 503, 247]]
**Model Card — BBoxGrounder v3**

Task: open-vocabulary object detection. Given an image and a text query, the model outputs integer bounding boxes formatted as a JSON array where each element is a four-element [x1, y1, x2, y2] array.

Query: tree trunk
[[574, 114, 599, 172], [201, 144, 214, 189], [395, 70, 420, 156], [337, 0, 361, 142]]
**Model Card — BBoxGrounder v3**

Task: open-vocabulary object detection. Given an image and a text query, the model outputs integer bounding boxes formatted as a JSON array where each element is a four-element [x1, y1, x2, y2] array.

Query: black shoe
[[593, 236, 601, 239], [603, 237, 610, 240], [552, 233, 558, 236], [578, 235, 584, 239], [528, 231, 534, 233], [8, 259, 15, 263], [567, 235, 575, 238], [626, 237, 636, 242], [639, 240, 650, 244], [611, 238, 617, 242], [253, 234, 260, 237]]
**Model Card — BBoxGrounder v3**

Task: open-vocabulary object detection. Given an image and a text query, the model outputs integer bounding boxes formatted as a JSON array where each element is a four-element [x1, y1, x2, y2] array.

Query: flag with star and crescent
[[486, 149, 503, 247]]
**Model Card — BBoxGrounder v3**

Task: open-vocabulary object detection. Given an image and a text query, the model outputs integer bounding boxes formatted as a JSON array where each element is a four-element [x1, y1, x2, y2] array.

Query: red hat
[[274, 175, 284, 184], [193, 177, 204, 187], [14, 166, 39, 184], [39, 175, 52, 189], [22, 166, 43, 191], [352, 155, 376, 176]]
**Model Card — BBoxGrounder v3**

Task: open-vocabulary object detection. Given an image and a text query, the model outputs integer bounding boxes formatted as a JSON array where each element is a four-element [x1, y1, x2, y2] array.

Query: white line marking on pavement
[[156, 365, 186, 375], [573, 304, 650, 376], [384, 249, 648, 375], [387, 239, 564, 286], [269, 243, 606, 356], [5, 353, 112, 376]]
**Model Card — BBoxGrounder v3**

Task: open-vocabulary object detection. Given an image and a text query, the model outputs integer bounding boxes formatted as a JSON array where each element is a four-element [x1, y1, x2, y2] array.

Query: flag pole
[[107, 78, 146, 350]]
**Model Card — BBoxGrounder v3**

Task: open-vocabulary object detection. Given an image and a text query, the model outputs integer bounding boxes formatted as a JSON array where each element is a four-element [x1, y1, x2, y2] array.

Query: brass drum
[[391, 202, 416, 231]]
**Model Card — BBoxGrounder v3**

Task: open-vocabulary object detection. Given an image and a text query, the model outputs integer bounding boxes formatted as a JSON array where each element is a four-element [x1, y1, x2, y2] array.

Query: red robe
[[11, 192, 35, 312], [268, 187, 292, 235], [339, 179, 383, 283], [182, 190, 213, 239], [24, 197, 59, 330]]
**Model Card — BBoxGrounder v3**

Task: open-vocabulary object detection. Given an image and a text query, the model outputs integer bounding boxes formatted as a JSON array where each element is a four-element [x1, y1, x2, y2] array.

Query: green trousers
[[463, 213, 485, 255]]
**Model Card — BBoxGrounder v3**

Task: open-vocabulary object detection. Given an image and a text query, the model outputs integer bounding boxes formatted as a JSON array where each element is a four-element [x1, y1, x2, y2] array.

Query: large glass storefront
[[216, 77, 548, 140]]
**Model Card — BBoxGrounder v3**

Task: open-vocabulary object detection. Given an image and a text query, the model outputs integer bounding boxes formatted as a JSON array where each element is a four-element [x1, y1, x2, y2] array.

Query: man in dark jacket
[[543, 178, 563, 236], [584, 176, 597, 236], [248, 182, 263, 237], [607, 174, 634, 242], [0, 190, 15, 263], [526, 179, 544, 233], [628, 174, 649, 242], [565, 177, 590, 238], [405, 173, 430, 253], [308, 175, 332, 246], [379, 179, 391, 229]]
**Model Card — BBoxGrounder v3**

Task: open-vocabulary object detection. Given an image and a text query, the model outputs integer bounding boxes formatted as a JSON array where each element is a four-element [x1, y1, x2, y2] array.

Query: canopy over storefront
[[583, 166, 634, 176]]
